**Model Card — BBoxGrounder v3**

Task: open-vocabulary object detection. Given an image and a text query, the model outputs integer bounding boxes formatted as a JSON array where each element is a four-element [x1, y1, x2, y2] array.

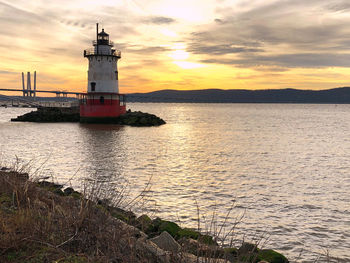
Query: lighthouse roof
[[98, 29, 109, 36]]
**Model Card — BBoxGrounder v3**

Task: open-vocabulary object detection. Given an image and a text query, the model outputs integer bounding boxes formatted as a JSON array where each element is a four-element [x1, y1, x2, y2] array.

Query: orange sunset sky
[[1, 0, 350, 94]]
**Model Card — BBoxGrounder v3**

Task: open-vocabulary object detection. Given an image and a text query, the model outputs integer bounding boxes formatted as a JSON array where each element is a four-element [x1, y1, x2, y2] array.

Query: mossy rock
[[159, 220, 181, 237], [63, 188, 82, 199], [108, 207, 136, 223], [199, 234, 216, 246], [37, 181, 64, 195], [136, 214, 152, 231], [111, 210, 130, 222], [145, 218, 181, 238], [53, 188, 65, 196], [144, 217, 217, 246], [70, 192, 82, 200], [239, 242, 258, 255], [256, 249, 289, 263], [177, 228, 216, 245], [138, 214, 152, 223], [177, 228, 200, 240]]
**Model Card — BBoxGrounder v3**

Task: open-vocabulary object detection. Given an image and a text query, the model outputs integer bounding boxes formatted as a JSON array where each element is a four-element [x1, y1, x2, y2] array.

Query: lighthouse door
[[91, 82, 96, 91], [100, 96, 105, 104]]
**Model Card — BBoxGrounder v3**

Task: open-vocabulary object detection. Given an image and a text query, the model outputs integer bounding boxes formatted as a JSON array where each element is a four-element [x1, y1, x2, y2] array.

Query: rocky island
[[10, 107, 166, 127]]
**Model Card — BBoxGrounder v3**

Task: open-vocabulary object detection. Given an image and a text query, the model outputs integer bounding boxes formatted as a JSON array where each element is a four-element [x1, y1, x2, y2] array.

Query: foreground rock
[[150, 231, 181, 253], [11, 107, 166, 126]]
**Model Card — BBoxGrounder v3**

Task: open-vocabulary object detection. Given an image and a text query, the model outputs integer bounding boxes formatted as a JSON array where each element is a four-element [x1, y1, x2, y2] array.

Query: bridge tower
[[80, 23, 126, 122]]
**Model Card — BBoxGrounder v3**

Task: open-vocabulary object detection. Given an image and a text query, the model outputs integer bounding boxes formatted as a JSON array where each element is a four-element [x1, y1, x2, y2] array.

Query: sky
[[1, 0, 350, 94]]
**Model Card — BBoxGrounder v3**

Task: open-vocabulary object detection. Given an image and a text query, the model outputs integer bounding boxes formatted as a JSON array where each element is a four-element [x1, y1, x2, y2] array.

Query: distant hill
[[126, 87, 350, 103]]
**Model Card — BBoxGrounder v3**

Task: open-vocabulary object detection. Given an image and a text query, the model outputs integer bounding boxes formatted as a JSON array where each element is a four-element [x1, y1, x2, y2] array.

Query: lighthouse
[[80, 24, 126, 122]]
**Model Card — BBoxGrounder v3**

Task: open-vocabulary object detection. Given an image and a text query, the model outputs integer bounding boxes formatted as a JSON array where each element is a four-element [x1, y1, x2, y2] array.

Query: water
[[0, 103, 350, 262]]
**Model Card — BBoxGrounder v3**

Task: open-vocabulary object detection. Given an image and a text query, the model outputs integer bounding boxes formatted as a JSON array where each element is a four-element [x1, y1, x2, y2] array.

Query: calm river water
[[0, 103, 350, 262]]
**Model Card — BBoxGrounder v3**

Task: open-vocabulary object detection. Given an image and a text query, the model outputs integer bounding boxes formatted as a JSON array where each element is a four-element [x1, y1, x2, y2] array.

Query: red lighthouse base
[[79, 93, 126, 123]]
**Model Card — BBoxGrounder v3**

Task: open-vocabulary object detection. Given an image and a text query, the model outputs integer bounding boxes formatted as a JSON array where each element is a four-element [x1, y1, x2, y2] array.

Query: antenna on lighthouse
[[96, 23, 99, 55]]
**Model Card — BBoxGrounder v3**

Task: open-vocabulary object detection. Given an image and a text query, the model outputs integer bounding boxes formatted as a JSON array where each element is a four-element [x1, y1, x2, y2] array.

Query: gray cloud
[[59, 19, 87, 29], [202, 53, 350, 68], [326, 2, 350, 12], [188, 43, 263, 55], [187, 0, 350, 68], [253, 66, 289, 72], [0, 70, 17, 75], [123, 45, 170, 55], [0, 2, 53, 35], [143, 16, 176, 24]]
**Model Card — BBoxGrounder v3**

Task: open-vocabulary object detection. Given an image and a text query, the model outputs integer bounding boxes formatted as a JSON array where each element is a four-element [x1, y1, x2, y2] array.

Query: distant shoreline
[[2, 87, 350, 104], [126, 87, 350, 104]]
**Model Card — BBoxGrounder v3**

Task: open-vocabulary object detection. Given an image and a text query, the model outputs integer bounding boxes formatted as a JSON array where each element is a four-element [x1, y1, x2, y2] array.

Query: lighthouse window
[[90, 82, 96, 91], [100, 96, 105, 104], [115, 71, 118, 80]]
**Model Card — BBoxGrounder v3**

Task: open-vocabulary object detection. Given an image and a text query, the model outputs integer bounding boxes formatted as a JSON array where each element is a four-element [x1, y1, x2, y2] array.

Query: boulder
[[135, 214, 153, 232], [257, 249, 289, 263], [150, 231, 181, 253], [238, 242, 258, 255], [236, 242, 259, 262], [136, 237, 171, 263], [179, 237, 224, 258]]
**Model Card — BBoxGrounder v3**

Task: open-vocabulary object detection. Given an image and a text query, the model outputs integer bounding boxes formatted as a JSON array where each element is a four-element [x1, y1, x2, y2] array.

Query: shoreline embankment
[[0, 168, 288, 263]]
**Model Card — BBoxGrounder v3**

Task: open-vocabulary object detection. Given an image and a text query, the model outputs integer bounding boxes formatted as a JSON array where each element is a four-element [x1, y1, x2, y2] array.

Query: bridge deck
[[0, 88, 82, 96]]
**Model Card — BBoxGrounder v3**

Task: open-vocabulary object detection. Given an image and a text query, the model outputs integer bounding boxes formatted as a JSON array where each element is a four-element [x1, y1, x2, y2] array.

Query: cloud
[[123, 45, 170, 55], [202, 53, 350, 68], [0, 2, 53, 35], [188, 43, 263, 55], [186, 0, 350, 68], [214, 18, 225, 24], [0, 70, 17, 75], [143, 16, 176, 24], [326, 2, 350, 12]]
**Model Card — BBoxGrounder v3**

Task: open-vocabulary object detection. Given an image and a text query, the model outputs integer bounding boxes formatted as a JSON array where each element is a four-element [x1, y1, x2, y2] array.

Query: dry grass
[[0, 170, 148, 263], [0, 162, 325, 263]]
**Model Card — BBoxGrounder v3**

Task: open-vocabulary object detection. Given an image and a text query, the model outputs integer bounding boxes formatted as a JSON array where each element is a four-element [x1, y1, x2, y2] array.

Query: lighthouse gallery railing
[[84, 49, 121, 58]]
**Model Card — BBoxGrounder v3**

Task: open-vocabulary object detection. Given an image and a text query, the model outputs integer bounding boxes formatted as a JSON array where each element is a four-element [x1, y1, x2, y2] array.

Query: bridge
[[0, 71, 83, 105], [0, 92, 79, 108], [0, 88, 82, 97]]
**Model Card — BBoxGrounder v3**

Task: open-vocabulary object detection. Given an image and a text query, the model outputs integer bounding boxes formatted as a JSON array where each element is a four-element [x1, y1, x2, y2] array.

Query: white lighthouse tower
[[80, 23, 126, 122]]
